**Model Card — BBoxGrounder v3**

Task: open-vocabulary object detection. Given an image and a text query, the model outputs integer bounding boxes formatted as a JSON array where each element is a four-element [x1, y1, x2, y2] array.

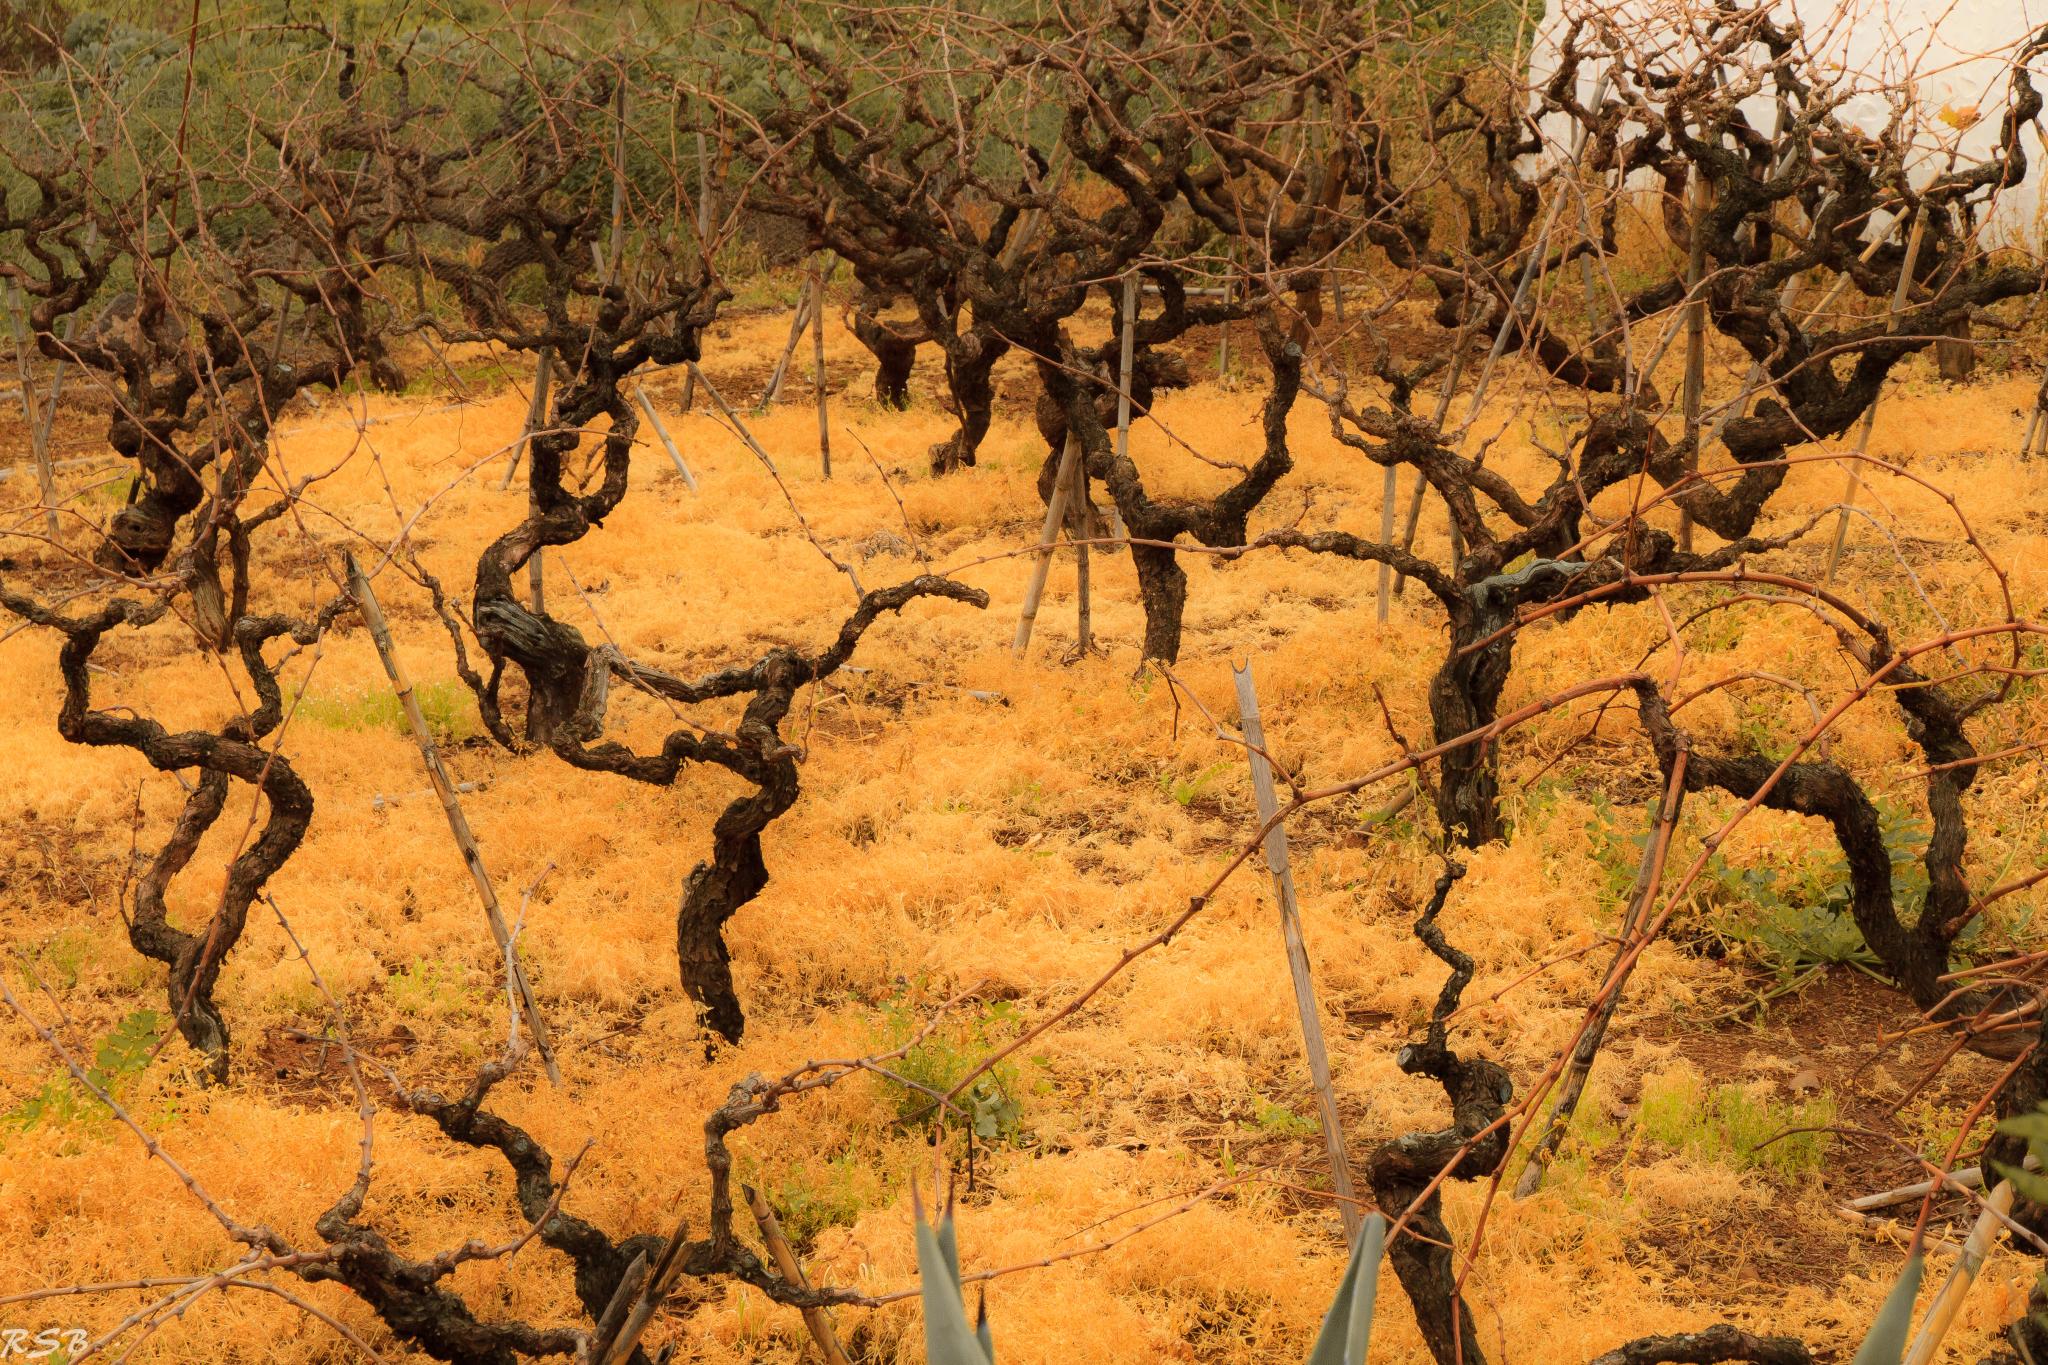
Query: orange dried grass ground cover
[[1, 300, 2045, 1362]]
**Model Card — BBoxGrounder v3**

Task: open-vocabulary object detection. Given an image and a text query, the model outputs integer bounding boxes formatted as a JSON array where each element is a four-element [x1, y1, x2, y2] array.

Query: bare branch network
[[2, 1, 2048, 1362]]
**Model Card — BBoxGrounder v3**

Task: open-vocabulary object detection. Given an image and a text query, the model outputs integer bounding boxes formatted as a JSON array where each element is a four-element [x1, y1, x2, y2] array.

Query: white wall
[[1527, 0, 2048, 247]]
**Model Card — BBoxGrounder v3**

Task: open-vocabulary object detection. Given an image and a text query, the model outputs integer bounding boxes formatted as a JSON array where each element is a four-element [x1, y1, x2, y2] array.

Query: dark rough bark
[[1042, 300, 1299, 663], [929, 334, 1007, 474], [1365, 862, 1512, 1365], [847, 295, 924, 410], [1589, 1326, 1813, 1365], [1430, 615, 1514, 847], [0, 587, 339, 1082], [548, 577, 987, 1043]]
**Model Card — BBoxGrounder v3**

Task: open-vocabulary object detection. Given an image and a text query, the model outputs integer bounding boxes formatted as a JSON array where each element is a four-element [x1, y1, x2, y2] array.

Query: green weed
[[5, 1008, 161, 1135], [872, 986, 1038, 1148], [1158, 760, 1232, 809], [1635, 1069, 1834, 1180], [386, 959, 488, 1021], [295, 680, 477, 744]]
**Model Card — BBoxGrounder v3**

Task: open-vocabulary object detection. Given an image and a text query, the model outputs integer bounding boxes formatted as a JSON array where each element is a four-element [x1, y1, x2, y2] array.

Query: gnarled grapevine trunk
[[929, 334, 1006, 474]]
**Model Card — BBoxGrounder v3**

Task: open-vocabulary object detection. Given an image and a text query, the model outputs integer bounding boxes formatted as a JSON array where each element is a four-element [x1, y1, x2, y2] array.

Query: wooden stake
[[1825, 203, 1928, 585], [745, 1186, 853, 1365], [691, 362, 781, 477], [1375, 459, 1399, 623], [760, 290, 814, 410], [679, 124, 714, 415], [1067, 443, 1092, 657], [595, 1215, 690, 1365], [1013, 432, 1079, 658], [1216, 258, 1233, 379], [587, 1250, 647, 1359], [1902, 1179, 2015, 1365], [1515, 757, 1687, 1197], [1678, 170, 1710, 555], [1114, 273, 1138, 458], [7, 284, 62, 539], [811, 257, 831, 479], [343, 553, 562, 1085], [1101, 271, 1137, 543], [2020, 362, 2048, 459], [632, 381, 697, 491], [499, 349, 552, 491], [1234, 662, 1361, 1242]]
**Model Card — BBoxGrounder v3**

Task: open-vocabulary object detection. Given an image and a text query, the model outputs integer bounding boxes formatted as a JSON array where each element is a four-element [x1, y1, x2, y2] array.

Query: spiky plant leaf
[[1307, 1213, 1386, 1365], [916, 1207, 993, 1365], [1849, 1252, 1924, 1365]]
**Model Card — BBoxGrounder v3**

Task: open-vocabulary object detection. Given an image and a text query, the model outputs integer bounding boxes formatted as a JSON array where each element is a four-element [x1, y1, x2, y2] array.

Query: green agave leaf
[[1996, 1111, 2048, 1144], [917, 1211, 993, 1365], [1850, 1251, 1924, 1365], [1307, 1214, 1387, 1365], [1995, 1161, 2048, 1208]]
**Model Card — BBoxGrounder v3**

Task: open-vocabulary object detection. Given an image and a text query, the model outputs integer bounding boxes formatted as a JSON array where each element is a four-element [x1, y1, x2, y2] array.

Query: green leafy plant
[[1159, 760, 1232, 809], [294, 681, 478, 743], [6, 1008, 161, 1133], [875, 989, 1035, 1147], [1250, 1095, 1320, 1139], [385, 959, 487, 1021], [1635, 1070, 1834, 1180], [1586, 795, 1953, 1004]]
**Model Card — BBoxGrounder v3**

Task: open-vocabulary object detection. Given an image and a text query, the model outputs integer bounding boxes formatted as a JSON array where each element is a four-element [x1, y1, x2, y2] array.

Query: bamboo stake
[[7, 284, 62, 539], [632, 382, 698, 491], [1067, 442, 1092, 657], [595, 1215, 690, 1365], [1902, 1179, 2015, 1365], [1515, 757, 1687, 1197], [760, 290, 815, 410], [1234, 662, 1361, 1242], [1824, 202, 1928, 585], [811, 257, 831, 479], [690, 362, 780, 476], [343, 554, 561, 1085], [499, 349, 552, 491], [1013, 432, 1079, 658], [679, 126, 714, 414], [745, 1186, 853, 1365], [1845, 1155, 2038, 1212], [1678, 170, 1710, 554]]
